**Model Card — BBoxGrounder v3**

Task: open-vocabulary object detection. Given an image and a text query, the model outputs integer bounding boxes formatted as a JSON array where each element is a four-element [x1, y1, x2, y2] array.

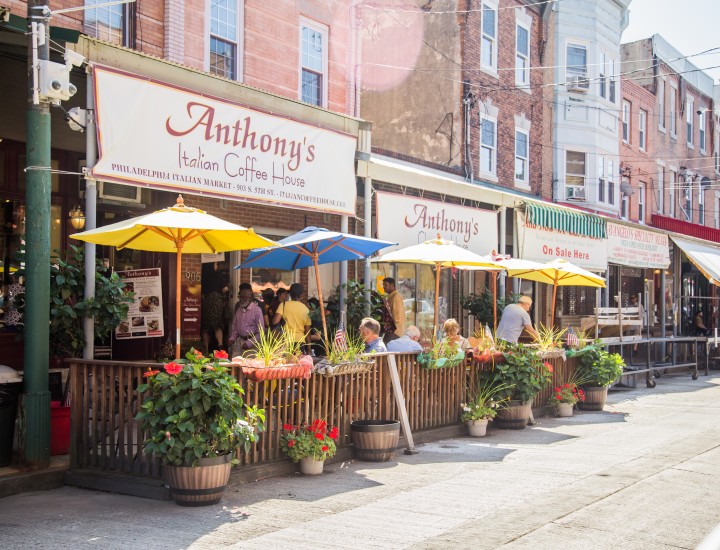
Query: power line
[[360, 0, 562, 15]]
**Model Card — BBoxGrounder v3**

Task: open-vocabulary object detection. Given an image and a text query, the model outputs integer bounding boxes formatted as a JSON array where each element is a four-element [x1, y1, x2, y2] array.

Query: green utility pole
[[23, 0, 51, 468]]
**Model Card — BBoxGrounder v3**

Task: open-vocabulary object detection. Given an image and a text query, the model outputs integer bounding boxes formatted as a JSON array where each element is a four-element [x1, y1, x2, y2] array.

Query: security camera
[[64, 50, 85, 69]]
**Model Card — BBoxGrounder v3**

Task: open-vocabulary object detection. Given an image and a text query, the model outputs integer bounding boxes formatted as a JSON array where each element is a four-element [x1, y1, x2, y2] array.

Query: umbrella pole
[[492, 272, 497, 332], [550, 278, 558, 328], [176, 247, 183, 359], [312, 256, 329, 343], [434, 264, 440, 336]]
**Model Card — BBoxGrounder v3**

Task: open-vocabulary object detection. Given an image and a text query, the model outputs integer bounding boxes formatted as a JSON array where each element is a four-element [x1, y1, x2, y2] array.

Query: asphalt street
[[2, 372, 720, 549]]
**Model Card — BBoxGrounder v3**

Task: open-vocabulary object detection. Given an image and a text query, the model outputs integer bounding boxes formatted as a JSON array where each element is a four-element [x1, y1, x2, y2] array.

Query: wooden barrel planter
[[164, 453, 233, 506], [579, 386, 608, 411], [350, 420, 400, 462], [495, 401, 531, 430]]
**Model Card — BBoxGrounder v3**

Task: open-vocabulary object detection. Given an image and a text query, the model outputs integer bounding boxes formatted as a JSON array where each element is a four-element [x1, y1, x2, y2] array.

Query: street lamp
[[69, 205, 85, 229]]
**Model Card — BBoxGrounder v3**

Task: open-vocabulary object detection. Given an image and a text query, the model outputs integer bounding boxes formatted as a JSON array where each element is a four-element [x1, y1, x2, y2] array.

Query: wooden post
[[385, 353, 417, 454]]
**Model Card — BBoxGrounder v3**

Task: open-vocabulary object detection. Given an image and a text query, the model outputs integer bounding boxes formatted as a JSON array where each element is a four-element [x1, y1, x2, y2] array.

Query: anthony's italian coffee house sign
[[376, 192, 498, 254], [90, 65, 357, 215]]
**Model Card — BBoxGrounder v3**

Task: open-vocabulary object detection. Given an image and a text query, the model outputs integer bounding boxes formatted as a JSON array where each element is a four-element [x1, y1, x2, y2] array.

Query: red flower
[[543, 361, 554, 373], [193, 349, 203, 358], [328, 427, 339, 440], [143, 369, 159, 378], [164, 362, 183, 375], [310, 419, 327, 432], [214, 350, 228, 360], [321, 445, 329, 452], [315, 432, 324, 440], [283, 424, 293, 431], [287, 440, 296, 447]]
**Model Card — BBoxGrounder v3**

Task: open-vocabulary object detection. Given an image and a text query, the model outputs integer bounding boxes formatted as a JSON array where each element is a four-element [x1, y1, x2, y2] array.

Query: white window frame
[[479, 114, 498, 177], [686, 97, 694, 148], [566, 42, 588, 84], [621, 194, 629, 220], [657, 78, 665, 132], [514, 129, 529, 185], [622, 101, 630, 144], [597, 155, 605, 203], [515, 21, 531, 88], [598, 51, 616, 102], [669, 168, 677, 218], [638, 182, 645, 223], [699, 110, 706, 153], [299, 18, 329, 108], [85, 0, 133, 46], [207, 0, 243, 81], [565, 150, 587, 200], [481, 1, 498, 74], [684, 174, 693, 222], [669, 86, 677, 138], [699, 185, 705, 225], [607, 159, 616, 206], [657, 163, 665, 215], [639, 109, 647, 151]]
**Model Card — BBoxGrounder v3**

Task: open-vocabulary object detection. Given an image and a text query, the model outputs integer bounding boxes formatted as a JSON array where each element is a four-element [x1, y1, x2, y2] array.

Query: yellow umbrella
[[501, 258, 606, 326], [71, 195, 276, 358], [374, 235, 501, 331]]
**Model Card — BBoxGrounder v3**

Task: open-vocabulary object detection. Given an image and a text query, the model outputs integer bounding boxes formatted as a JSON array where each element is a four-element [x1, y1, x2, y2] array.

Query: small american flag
[[334, 321, 348, 352], [485, 324, 494, 345], [566, 326, 579, 347]]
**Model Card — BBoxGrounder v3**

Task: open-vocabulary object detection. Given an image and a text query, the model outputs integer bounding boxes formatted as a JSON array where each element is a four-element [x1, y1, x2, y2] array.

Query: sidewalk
[[1, 372, 719, 549]]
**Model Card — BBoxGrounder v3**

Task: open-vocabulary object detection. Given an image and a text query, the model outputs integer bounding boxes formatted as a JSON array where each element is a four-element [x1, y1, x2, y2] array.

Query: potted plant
[[478, 343, 553, 429], [467, 325, 506, 364], [280, 419, 339, 475], [315, 331, 374, 376], [136, 349, 265, 506], [533, 324, 567, 360], [232, 328, 314, 381], [417, 338, 465, 369], [576, 346, 625, 410], [460, 381, 510, 436], [548, 382, 585, 417]]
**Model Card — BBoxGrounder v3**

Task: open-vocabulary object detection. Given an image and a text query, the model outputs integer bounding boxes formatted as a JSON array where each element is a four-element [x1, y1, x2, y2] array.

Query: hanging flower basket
[[314, 358, 375, 377], [471, 350, 505, 365], [240, 363, 313, 382], [418, 350, 466, 370]]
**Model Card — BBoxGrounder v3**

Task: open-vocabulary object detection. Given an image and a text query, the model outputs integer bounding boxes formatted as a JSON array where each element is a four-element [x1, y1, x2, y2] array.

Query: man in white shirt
[[387, 326, 423, 353]]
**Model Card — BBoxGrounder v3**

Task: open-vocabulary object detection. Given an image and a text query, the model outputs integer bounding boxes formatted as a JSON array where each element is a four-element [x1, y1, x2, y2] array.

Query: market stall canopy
[[238, 226, 396, 341], [671, 236, 720, 287], [72, 195, 277, 358], [373, 235, 502, 330]]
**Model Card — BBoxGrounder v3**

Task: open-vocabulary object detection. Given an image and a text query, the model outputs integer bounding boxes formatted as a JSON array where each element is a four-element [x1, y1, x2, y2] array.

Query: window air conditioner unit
[[98, 181, 142, 203], [567, 76, 589, 93], [565, 185, 586, 201]]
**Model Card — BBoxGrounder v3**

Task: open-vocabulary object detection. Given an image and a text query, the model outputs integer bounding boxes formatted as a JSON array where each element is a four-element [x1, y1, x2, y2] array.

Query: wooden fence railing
[[67, 353, 577, 479]]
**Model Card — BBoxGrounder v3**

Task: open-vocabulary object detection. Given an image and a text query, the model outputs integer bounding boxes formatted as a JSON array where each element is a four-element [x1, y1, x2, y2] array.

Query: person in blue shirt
[[387, 325, 423, 353], [360, 317, 387, 353]]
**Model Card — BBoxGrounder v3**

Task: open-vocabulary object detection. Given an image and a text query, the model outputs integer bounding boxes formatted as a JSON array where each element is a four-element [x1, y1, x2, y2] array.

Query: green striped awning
[[525, 202, 606, 239]]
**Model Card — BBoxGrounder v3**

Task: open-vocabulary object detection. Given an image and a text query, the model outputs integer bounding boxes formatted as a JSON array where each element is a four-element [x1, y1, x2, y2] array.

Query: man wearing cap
[[496, 295, 539, 344]]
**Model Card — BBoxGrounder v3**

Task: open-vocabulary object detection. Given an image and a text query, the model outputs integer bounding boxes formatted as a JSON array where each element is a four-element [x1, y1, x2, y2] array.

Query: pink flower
[[165, 431, 171, 440], [164, 362, 183, 375]]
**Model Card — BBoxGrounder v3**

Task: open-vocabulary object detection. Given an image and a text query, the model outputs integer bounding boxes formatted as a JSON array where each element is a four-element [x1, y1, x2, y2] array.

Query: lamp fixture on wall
[[69, 205, 85, 229]]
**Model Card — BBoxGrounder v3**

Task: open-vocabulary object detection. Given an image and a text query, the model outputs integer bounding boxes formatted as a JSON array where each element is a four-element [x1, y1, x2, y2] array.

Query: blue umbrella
[[237, 227, 396, 341]]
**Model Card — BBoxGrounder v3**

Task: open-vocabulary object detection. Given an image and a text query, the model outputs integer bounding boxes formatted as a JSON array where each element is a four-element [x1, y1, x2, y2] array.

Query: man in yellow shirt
[[382, 277, 405, 341], [271, 283, 311, 349]]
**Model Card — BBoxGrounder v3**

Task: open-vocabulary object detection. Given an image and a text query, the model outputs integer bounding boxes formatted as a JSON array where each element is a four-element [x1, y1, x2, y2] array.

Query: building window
[[657, 166, 665, 215], [598, 52, 615, 101], [658, 79, 665, 130], [480, 116, 497, 175], [566, 150, 586, 199], [669, 87, 677, 137], [209, 0, 240, 80], [686, 98, 694, 146], [670, 169, 677, 217], [716, 197, 720, 229], [638, 182, 645, 223], [515, 129, 529, 184], [699, 186, 705, 225], [715, 146, 720, 174], [607, 159, 615, 205], [566, 44, 587, 84], [639, 109, 647, 151], [621, 193, 628, 220], [481, 3, 498, 72], [683, 175, 693, 222], [516, 24, 530, 87], [85, 0, 132, 46], [622, 101, 630, 144], [300, 21, 328, 107], [597, 156, 605, 203], [699, 111, 706, 153], [608, 58, 616, 103]]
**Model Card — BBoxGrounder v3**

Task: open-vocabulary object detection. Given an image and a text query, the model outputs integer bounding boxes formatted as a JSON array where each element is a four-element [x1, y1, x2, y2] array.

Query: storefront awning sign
[[517, 212, 607, 271], [375, 191, 498, 255], [90, 65, 358, 216], [525, 202, 606, 239], [606, 222, 670, 269]]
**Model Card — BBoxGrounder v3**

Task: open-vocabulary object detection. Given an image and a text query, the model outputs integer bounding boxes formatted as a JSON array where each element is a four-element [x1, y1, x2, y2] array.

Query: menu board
[[115, 268, 165, 339]]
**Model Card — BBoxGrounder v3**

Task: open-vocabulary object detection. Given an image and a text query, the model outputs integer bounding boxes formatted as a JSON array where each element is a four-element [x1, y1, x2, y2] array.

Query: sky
[[622, 0, 720, 84]]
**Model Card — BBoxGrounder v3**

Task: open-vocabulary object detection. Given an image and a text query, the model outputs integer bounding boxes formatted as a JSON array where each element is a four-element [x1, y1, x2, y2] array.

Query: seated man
[[360, 317, 387, 353], [387, 325, 423, 353]]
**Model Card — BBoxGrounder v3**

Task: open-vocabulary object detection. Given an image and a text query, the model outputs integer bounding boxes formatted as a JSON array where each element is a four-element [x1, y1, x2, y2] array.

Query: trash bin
[[0, 365, 23, 467]]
